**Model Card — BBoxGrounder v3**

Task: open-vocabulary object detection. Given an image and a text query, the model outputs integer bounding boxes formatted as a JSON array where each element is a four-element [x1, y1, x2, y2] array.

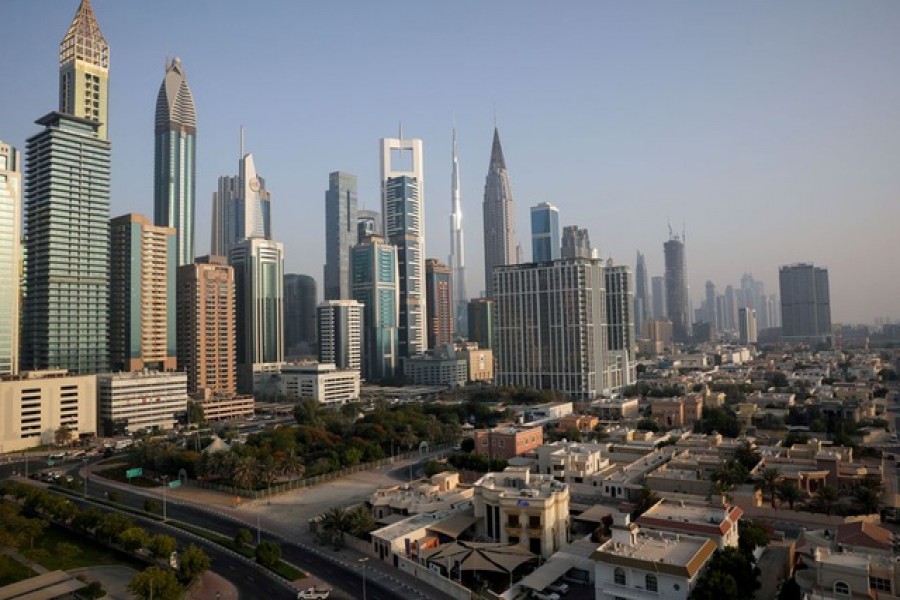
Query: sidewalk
[[187, 570, 239, 600]]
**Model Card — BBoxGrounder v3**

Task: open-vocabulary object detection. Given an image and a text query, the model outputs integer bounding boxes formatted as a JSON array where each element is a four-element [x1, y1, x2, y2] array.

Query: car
[[531, 592, 560, 600], [296, 586, 331, 599], [546, 581, 570, 595]]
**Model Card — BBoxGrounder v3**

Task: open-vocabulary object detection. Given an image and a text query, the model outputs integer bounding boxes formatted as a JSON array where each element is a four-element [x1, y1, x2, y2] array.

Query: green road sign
[[168, 480, 181, 489], [126, 467, 143, 479]]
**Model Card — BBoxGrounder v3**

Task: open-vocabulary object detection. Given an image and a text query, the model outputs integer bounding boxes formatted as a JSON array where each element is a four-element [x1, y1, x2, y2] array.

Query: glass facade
[[0, 142, 20, 375], [351, 238, 398, 381]]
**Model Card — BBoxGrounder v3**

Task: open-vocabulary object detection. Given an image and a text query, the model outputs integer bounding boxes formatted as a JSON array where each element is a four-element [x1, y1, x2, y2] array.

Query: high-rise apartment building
[[381, 137, 425, 357], [724, 285, 737, 333], [482, 128, 516, 296], [22, 112, 111, 374], [634, 251, 649, 343], [704, 280, 717, 331], [605, 263, 636, 393], [59, 0, 109, 140], [448, 129, 467, 335], [426, 258, 454, 349], [779, 263, 832, 341], [351, 236, 398, 381], [493, 258, 609, 399], [324, 171, 358, 301], [530, 202, 560, 263], [283, 274, 318, 357], [230, 238, 284, 393], [468, 298, 494, 351], [664, 233, 689, 343], [154, 57, 197, 266], [0, 142, 21, 376], [561, 226, 592, 259], [176, 256, 236, 398], [210, 149, 271, 257], [651, 275, 666, 320], [317, 300, 363, 372], [110, 214, 177, 372], [738, 307, 758, 345]]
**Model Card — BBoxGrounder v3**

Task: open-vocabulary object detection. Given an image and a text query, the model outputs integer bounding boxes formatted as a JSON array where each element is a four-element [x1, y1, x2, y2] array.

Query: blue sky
[[3, 1, 899, 324]]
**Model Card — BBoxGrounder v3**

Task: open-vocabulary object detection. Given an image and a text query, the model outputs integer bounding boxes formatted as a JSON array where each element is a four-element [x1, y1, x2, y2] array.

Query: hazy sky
[[3, 1, 899, 325]]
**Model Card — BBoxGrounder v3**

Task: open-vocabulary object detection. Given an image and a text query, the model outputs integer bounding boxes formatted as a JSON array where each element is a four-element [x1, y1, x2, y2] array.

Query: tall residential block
[[738, 307, 758, 345], [0, 142, 21, 375], [493, 259, 609, 399], [561, 226, 592, 259], [381, 137, 425, 357], [211, 150, 271, 257], [110, 214, 177, 372], [317, 300, 363, 372], [324, 171, 358, 300], [704, 280, 718, 331], [284, 274, 318, 357], [22, 112, 111, 374], [605, 263, 636, 393], [651, 276, 666, 320], [176, 256, 236, 397], [664, 233, 689, 343], [230, 238, 284, 393], [530, 202, 560, 263], [154, 57, 197, 266], [482, 128, 516, 296], [467, 298, 493, 351], [59, 0, 109, 140], [633, 251, 649, 343], [448, 128, 467, 336], [351, 236, 398, 381], [426, 258, 454, 349], [779, 263, 832, 341]]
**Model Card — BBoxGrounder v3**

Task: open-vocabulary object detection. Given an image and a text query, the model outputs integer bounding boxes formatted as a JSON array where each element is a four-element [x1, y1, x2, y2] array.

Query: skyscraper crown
[[155, 57, 196, 132], [59, 0, 109, 69], [489, 127, 507, 172]]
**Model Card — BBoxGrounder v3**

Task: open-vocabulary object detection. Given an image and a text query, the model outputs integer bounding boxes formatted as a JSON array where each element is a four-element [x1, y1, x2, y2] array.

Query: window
[[614, 567, 626, 585], [646, 574, 658, 592], [871, 577, 891, 592], [833, 581, 850, 597]]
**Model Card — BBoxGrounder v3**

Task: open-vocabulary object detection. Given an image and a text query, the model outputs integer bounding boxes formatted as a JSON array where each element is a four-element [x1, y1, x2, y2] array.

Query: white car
[[296, 586, 331, 599], [547, 581, 570, 595]]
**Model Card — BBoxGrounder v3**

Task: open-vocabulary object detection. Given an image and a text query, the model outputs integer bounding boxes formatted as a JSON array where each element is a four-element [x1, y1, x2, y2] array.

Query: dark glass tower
[[664, 234, 689, 343], [324, 171, 357, 300], [284, 273, 318, 357]]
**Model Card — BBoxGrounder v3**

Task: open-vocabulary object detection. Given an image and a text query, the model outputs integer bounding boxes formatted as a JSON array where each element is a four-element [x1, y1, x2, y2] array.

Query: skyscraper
[[482, 127, 516, 296], [651, 276, 666, 319], [381, 137, 425, 357], [467, 298, 493, 351], [605, 263, 636, 393], [109, 214, 177, 372], [176, 256, 236, 397], [230, 238, 284, 393], [425, 258, 454, 349], [530, 202, 560, 263], [0, 142, 20, 375], [561, 226, 592, 259], [22, 112, 111, 374], [283, 274, 318, 357], [779, 263, 832, 341], [724, 284, 738, 333], [210, 147, 271, 257], [357, 209, 382, 241], [318, 300, 363, 372], [664, 233, 689, 343], [448, 129, 467, 335], [704, 280, 717, 330], [58, 0, 109, 140], [634, 251, 649, 342], [493, 258, 609, 399], [738, 307, 758, 345], [351, 236, 398, 381], [324, 171, 358, 301], [154, 57, 197, 266]]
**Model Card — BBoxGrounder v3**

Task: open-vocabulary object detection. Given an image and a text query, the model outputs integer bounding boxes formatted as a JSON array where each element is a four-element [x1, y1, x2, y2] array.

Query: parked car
[[546, 581, 570, 595], [296, 586, 331, 599], [531, 592, 560, 600]]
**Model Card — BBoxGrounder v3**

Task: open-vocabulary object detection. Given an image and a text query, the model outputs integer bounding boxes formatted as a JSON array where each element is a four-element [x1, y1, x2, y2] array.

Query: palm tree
[[632, 486, 659, 519], [279, 449, 305, 482], [319, 506, 352, 548], [259, 455, 279, 504], [776, 480, 802, 510], [816, 485, 840, 516], [231, 455, 258, 495], [348, 506, 375, 537], [756, 467, 781, 508]]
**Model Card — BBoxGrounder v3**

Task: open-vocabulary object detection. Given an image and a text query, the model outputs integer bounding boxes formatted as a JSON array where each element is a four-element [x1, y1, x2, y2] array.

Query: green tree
[[118, 527, 149, 553], [460, 437, 475, 453], [186, 400, 205, 426], [127, 567, 183, 600], [147, 534, 177, 560], [255, 540, 281, 568], [279, 449, 305, 481], [632, 486, 659, 519], [231, 454, 258, 492], [318, 506, 352, 548], [178, 544, 210, 584], [777, 578, 803, 600], [690, 547, 760, 600], [756, 467, 782, 508], [54, 425, 72, 447], [738, 519, 771, 558], [293, 397, 321, 426], [776, 480, 802, 511], [235, 528, 253, 548], [80, 581, 106, 599], [96, 513, 133, 543], [144, 499, 160, 515], [260, 455, 280, 503], [348, 506, 376, 538], [54, 542, 79, 567], [855, 483, 882, 514], [815, 485, 840, 516]]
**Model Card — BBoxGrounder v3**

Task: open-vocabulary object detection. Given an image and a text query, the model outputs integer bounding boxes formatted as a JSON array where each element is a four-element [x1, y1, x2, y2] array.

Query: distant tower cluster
[[482, 128, 516, 296]]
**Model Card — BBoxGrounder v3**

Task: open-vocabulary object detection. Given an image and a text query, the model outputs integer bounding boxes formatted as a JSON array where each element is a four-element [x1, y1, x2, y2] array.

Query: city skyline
[[3, 1, 899, 323]]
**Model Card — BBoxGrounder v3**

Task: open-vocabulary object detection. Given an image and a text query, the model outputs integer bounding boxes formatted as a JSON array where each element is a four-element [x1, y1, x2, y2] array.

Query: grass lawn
[[0, 555, 36, 587], [23, 524, 146, 571]]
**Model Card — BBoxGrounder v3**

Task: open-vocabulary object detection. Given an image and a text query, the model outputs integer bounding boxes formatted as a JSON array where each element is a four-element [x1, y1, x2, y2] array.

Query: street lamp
[[359, 557, 369, 600]]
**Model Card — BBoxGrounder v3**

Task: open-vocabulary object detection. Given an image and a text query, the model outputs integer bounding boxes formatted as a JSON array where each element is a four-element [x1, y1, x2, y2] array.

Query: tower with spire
[[482, 127, 517, 297], [449, 128, 467, 334], [154, 57, 197, 266], [59, 0, 109, 140]]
